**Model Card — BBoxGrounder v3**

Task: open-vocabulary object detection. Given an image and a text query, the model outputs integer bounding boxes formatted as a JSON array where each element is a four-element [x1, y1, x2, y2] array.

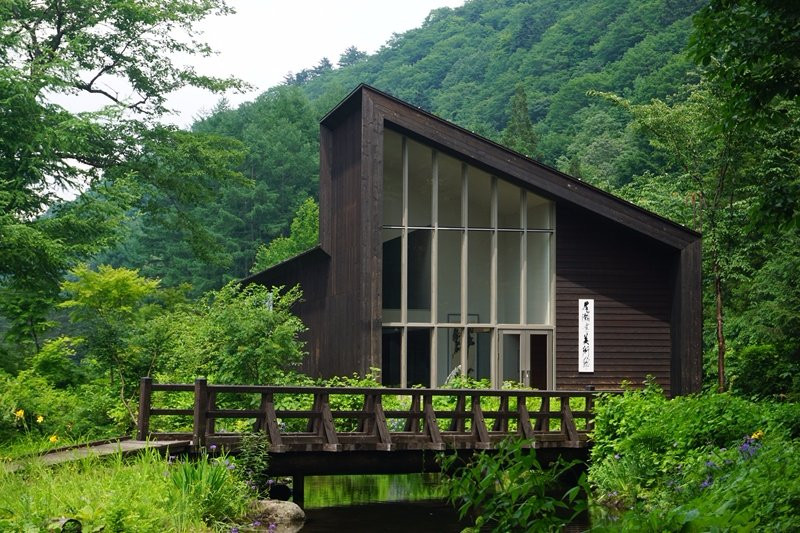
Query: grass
[[0, 447, 253, 532]]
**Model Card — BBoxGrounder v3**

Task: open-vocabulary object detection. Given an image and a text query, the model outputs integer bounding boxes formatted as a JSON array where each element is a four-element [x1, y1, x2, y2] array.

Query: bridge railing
[[137, 377, 613, 452]]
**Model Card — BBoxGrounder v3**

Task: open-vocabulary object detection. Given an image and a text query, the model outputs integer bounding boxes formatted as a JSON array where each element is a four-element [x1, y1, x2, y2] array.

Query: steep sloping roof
[[323, 84, 699, 250]]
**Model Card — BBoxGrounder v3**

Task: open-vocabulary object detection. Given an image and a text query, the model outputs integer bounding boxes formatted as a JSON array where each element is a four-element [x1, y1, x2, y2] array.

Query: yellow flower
[[751, 430, 764, 440], [36, 415, 44, 424], [14, 409, 24, 419], [49, 435, 58, 443]]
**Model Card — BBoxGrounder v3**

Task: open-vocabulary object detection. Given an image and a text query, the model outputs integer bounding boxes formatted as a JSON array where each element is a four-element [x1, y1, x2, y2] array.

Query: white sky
[[165, 0, 466, 127]]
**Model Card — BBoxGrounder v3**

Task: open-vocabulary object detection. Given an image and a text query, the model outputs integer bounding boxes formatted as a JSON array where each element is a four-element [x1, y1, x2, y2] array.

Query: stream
[[297, 473, 473, 532]]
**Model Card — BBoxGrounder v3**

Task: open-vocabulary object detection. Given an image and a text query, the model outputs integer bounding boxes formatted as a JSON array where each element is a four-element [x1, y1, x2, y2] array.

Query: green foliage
[[170, 450, 250, 524], [235, 431, 271, 496], [156, 283, 306, 384], [251, 197, 319, 272], [0, 449, 251, 531], [29, 337, 85, 389], [590, 385, 800, 528], [689, 0, 800, 121], [500, 84, 539, 158], [0, 0, 247, 344], [440, 438, 587, 532], [727, 345, 800, 401]]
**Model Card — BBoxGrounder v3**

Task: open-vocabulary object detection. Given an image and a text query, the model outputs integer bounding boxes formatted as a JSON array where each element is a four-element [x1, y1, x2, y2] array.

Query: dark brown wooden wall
[[319, 98, 383, 377], [241, 249, 329, 377], [555, 204, 676, 394]]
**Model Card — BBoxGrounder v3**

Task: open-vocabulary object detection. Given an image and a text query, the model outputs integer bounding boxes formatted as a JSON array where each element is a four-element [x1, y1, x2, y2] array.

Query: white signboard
[[578, 299, 594, 373]]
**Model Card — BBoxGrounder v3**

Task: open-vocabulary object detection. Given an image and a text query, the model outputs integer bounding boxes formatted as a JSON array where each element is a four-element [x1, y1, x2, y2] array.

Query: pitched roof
[[324, 84, 699, 250]]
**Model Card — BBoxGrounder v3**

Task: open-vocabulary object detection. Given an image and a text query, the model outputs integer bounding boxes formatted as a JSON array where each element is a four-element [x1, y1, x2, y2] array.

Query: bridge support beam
[[292, 475, 305, 508]]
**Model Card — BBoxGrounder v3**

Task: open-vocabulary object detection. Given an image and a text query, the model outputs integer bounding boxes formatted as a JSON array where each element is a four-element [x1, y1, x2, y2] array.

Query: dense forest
[[1, 0, 799, 530]]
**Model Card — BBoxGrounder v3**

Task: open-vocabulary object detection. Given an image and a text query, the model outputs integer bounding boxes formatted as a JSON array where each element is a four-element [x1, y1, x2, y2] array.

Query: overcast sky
[[164, 0, 465, 127]]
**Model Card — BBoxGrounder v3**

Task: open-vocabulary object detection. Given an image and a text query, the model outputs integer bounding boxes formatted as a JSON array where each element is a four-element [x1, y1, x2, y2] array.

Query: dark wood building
[[244, 85, 702, 395]]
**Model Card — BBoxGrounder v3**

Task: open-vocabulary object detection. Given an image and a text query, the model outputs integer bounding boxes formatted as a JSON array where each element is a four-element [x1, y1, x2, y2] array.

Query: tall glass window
[[382, 128, 555, 387]]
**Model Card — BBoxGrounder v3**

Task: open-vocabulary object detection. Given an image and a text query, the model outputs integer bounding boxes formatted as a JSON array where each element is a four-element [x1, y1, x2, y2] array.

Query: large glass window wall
[[381, 129, 555, 388]]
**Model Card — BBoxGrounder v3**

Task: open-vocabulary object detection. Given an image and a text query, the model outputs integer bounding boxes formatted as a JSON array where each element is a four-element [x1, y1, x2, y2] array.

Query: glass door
[[498, 330, 552, 389]]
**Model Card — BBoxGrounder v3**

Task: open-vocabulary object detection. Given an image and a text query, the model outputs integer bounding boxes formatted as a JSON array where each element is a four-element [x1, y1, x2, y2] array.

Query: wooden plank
[[4, 440, 191, 473]]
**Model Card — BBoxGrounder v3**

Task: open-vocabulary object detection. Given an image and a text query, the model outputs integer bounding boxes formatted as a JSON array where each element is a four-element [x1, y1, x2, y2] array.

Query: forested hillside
[[104, 0, 704, 291]]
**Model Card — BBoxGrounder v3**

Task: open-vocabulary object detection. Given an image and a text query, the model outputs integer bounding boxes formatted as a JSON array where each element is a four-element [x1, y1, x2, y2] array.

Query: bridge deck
[[4, 438, 190, 473]]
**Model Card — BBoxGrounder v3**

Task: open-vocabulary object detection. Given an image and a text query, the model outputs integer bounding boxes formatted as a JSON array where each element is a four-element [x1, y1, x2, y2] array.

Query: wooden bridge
[[138, 378, 604, 487]]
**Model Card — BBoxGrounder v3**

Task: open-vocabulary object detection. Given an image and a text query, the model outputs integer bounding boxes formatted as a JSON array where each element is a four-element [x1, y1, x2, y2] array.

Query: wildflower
[[268, 524, 277, 533], [613, 453, 621, 460], [739, 436, 761, 458], [700, 476, 713, 489], [751, 430, 764, 440], [49, 435, 58, 443], [267, 479, 275, 485], [209, 444, 217, 452], [230, 528, 239, 533], [36, 415, 44, 424], [14, 409, 24, 419], [251, 520, 262, 527], [227, 463, 236, 470], [705, 460, 717, 469]]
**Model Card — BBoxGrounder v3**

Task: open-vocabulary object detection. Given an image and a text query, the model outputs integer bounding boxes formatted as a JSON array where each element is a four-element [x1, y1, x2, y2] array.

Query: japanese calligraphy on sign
[[578, 299, 594, 373]]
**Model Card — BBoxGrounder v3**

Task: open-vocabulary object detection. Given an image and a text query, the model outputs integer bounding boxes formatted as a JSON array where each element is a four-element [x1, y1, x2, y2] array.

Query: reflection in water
[[298, 474, 471, 532], [303, 473, 445, 508]]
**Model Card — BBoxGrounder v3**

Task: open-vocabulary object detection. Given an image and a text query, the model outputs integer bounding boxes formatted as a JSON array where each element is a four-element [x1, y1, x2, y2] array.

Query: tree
[[60, 265, 162, 423], [0, 1, 246, 347], [251, 197, 319, 273], [597, 86, 798, 391], [155, 283, 307, 384], [689, 1, 800, 120], [338, 46, 367, 67], [500, 85, 539, 159]]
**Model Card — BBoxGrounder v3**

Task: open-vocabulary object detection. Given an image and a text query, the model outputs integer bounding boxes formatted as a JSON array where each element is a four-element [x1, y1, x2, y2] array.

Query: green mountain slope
[[104, 0, 705, 290]]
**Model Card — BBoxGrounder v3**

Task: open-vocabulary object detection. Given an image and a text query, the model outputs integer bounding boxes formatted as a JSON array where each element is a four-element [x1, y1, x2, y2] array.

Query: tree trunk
[[714, 259, 726, 392]]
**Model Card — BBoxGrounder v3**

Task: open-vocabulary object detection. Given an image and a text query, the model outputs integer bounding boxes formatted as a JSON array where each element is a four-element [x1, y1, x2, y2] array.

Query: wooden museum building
[[244, 85, 702, 396]]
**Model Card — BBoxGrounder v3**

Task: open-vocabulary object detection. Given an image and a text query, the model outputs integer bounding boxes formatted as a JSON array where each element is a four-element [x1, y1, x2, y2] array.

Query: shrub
[[0, 449, 251, 531], [440, 438, 586, 532]]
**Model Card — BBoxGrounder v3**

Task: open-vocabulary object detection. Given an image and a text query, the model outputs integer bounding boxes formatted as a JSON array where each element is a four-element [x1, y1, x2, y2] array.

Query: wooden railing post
[[560, 395, 579, 442], [516, 395, 534, 439], [193, 378, 208, 449], [258, 391, 284, 451], [534, 394, 551, 431], [317, 392, 340, 451], [137, 377, 152, 441], [372, 393, 392, 450], [423, 393, 443, 449], [471, 394, 490, 448]]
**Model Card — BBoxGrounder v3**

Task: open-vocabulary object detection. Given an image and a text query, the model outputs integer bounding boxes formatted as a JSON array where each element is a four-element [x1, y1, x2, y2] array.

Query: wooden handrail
[[137, 378, 617, 452]]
